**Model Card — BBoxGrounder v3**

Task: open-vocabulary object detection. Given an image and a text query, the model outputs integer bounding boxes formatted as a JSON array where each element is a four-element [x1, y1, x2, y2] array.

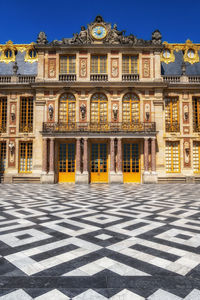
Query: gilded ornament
[[161, 42, 175, 64]]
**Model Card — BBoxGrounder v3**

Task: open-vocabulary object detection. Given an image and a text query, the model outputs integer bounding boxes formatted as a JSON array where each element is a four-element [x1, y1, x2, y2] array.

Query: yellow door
[[123, 143, 140, 183], [90, 143, 108, 183], [58, 143, 75, 183]]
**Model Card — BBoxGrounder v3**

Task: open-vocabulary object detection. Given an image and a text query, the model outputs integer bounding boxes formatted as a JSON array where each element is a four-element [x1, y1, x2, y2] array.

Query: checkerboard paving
[[0, 184, 200, 299]]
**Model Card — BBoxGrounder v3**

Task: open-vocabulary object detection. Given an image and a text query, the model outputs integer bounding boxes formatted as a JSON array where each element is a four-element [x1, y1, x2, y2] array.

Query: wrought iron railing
[[43, 122, 156, 133], [0, 126, 6, 133], [193, 123, 200, 132], [59, 74, 76, 81], [19, 124, 33, 133], [165, 122, 180, 132], [122, 74, 139, 81], [90, 74, 108, 81]]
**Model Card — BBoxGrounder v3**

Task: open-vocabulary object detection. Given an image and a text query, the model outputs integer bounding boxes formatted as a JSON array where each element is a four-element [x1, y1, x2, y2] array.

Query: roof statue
[[36, 15, 162, 47]]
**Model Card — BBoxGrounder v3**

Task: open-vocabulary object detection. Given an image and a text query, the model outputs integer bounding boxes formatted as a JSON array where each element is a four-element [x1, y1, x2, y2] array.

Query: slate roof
[[161, 51, 200, 76], [0, 51, 37, 75]]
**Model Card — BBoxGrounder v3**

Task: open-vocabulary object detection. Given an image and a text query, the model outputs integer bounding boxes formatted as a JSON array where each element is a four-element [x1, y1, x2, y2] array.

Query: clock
[[91, 25, 107, 40]]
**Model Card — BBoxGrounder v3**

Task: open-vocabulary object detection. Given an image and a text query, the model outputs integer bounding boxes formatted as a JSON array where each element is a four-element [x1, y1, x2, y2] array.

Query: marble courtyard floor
[[0, 184, 200, 299]]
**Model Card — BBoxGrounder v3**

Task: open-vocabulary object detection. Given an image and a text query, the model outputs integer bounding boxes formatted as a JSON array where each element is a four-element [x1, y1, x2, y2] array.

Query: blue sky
[[1, 0, 200, 44]]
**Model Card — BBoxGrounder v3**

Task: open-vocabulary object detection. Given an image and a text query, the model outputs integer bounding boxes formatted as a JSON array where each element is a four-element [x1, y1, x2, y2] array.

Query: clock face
[[91, 25, 107, 40]]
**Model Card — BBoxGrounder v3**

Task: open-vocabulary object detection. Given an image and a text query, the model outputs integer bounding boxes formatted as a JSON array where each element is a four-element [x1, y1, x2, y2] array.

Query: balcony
[[122, 74, 139, 82], [188, 76, 200, 83], [165, 122, 180, 132], [0, 126, 6, 134], [19, 124, 33, 133], [0, 76, 11, 83], [90, 74, 108, 81], [18, 75, 36, 83], [43, 122, 156, 133], [59, 74, 76, 81], [162, 76, 181, 83]]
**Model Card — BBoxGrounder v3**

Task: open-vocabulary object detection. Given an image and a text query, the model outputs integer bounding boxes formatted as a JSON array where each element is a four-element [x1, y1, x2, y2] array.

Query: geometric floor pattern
[[0, 183, 200, 299]]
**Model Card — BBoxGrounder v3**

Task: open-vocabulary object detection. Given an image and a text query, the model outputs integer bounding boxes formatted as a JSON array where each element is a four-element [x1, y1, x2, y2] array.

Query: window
[[59, 93, 76, 123], [20, 98, 33, 132], [91, 55, 107, 74], [29, 49, 37, 58], [5, 49, 13, 58], [91, 93, 107, 123], [193, 98, 200, 132], [0, 142, 6, 173], [60, 56, 76, 74], [0, 98, 7, 133], [165, 98, 179, 132], [19, 142, 33, 173], [122, 55, 138, 74], [122, 93, 140, 123], [165, 141, 180, 173], [193, 141, 200, 173]]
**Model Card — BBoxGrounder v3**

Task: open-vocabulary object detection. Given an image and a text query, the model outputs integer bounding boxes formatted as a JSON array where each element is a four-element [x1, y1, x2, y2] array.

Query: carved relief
[[48, 58, 56, 78], [47, 101, 55, 122], [8, 139, 15, 167], [79, 101, 87, 122], [111, 58, 119, 78], [184, 139, 190, 167], [79, 58, 87, 78], [10, 103, 16, 125], [183, 126, 190, 134], [111, 101, 119, 122], [183, 103, 189, 124], [142, 58, 150, 78]]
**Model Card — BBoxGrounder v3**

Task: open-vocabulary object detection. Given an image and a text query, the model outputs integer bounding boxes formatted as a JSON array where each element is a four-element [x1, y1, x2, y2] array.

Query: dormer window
[[163, 49, 171, 59], [28, 49, 37, 58], [187, 49, 195, 59], [5, 49, 13, 58]]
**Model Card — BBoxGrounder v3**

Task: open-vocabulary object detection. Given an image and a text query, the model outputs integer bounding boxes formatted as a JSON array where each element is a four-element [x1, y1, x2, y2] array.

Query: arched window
[[91, 93, 107, 123], [59, 93, 76, 123], [122, 93, 140, 123]]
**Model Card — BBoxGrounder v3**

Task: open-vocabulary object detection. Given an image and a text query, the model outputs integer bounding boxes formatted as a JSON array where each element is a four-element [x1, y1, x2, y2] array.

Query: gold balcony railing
[[43, 122, 156, 133], [193, 123, 200, 132], [19, 124, 33, 133], [165, 122, 180, 132], [0, 126, 6, 133]]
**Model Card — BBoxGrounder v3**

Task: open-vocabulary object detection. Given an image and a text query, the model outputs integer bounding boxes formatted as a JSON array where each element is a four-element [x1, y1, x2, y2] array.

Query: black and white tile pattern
[[0, 184, 200, 299]]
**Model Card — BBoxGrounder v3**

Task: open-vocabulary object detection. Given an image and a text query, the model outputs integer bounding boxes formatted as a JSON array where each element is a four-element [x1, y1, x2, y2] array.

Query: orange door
[[90, 143, 108, 183], [58, 143, 75, 183], [123, 143, 140, 183]]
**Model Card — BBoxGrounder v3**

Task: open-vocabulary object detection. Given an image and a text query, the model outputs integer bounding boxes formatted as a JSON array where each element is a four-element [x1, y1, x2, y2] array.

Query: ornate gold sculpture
[[162, 40, 200, 65], [0, 41, 38, 64]]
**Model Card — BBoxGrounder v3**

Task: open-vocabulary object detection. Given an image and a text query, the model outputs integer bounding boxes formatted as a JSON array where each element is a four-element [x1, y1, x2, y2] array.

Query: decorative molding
[[161, 42, 175, 64], [142, 58, 150, 78], [79, 58, 87, 78], [111, 58, 119, 78], [48, 58, 56, 78]]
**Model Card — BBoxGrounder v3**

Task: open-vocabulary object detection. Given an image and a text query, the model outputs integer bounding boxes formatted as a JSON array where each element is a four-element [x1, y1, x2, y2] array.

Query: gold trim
[[91, 24, 107, 40], [0, 41, 38, 64], [162, 40, 200, 65], [161, 42, 175, 64]]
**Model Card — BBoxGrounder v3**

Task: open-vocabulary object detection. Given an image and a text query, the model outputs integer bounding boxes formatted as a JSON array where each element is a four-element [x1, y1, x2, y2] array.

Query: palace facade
[[0, 16, 200, 184]]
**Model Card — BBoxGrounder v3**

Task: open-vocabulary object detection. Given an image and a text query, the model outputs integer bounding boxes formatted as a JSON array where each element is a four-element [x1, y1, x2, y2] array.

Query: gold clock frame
[[91, 24, 107, 40]]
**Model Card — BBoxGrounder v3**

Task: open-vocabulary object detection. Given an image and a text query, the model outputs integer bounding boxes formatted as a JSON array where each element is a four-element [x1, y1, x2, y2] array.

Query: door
[[58, 143, 75, 183], [90, 143, 108, 183], [123, 143, 140, 183]]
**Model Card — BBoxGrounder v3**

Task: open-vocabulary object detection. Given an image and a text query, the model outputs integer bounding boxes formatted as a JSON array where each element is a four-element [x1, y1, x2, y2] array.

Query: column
[[83, 138, 88, 173], [110, 138, 115, 173], [76, 138, 81, 173], [49, 138, 55, 174], [144, 138, 149, 173], [42, 138, 48, 174], [117, 138, 122, 173], [151, 137, 156, 173]]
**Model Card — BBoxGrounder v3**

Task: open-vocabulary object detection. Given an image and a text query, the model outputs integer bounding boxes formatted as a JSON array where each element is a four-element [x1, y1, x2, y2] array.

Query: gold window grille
[[122, 55, 138, 74], [19, 142, 33, 173], [91, 55, 107, 74], [165, 141, 180, 173], [193, 98, 200, 131], [59, 93, 76, 123], [165, 98, 179, 132], [60, 56, 76, 74], [193, 141, 200, 172], [90, 93, 107, 123], [20, 98, 33, 132], [0, 142, 6, 172], [122, 93, 140, 123], [0, 98, 7, 133]]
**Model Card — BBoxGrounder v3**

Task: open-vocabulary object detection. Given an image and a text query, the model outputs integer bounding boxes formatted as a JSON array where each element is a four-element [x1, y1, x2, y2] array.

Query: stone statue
[[37, 32, 48, 44], [78, 26, 88, 44], [108, 24, 125, 44], [152, 30, 162, 45]]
